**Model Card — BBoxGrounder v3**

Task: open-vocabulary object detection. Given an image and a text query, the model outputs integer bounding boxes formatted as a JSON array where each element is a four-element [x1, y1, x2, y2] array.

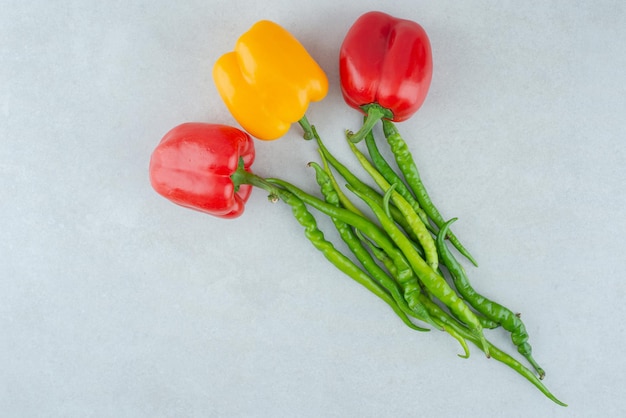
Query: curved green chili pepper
[[266, 177, 417, 285], [418, 291, 566, 406], [348, 139, 439, 271], [310, 162, 437, 330], [346, 183, 490, 358], [269, 177, 440, 329], [437, 218, 545, 378], [382, 119, 477, 267], [271, 184, 424, 332], [233, 164, 424, 331]]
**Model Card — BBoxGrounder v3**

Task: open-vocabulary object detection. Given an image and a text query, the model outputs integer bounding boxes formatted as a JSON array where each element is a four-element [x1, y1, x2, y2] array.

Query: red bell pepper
[[149, 123, 255, 219], [340, 11, 433, 142]]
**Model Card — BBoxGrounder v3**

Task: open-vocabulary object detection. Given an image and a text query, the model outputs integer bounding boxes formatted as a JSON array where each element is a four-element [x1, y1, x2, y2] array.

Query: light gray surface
[[2, 0, 625, 416]]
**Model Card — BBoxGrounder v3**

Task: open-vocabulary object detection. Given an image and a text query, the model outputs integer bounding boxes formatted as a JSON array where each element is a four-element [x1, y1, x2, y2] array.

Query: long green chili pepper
[[233, 166, 424, 331], [270, 184, 425, 332], [310, 162, 437, 330], [266, 178, 416, 285], [417, 292, 566, 406], [346, 183, 490, 358], [269, 177, 439, 329], [348, 139, 439, 272], [364, 127, 433, 233], [437, 218, 545, 378], [382, 119, 478, 267]]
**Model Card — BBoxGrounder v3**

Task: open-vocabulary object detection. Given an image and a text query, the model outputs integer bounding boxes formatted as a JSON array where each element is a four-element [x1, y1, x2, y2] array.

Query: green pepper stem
[[230, 158, 282, 199], [298, 115, 315, 140], [346, 103, 394, 143]]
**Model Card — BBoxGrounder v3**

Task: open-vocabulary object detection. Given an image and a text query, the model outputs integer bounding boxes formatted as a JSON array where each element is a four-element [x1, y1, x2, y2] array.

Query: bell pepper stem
[[346, 103, 394, 143], [230, 158, 281, 201], [298, 115, 315, 140]]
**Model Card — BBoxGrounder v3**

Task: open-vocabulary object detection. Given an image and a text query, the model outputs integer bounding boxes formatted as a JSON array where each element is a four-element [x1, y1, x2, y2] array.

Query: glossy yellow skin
[[213, 20, 328, 140]]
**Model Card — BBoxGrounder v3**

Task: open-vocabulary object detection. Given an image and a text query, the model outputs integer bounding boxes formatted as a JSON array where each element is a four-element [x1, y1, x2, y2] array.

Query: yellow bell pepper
[[213, 20, 328, 140]]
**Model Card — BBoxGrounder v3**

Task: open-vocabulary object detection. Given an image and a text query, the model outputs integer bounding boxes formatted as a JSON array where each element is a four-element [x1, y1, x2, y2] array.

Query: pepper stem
[[346, 103, 394, 143], [298, 115, 315, 140], [230, 158, 281, 200]]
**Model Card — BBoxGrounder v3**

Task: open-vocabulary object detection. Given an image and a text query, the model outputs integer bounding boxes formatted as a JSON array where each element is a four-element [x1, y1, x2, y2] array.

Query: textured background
[[2, 0, 625, 416]]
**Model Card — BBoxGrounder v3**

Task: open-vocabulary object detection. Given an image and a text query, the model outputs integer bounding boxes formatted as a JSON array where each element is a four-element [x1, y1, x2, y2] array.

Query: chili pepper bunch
[[149, 11, 565, 406]]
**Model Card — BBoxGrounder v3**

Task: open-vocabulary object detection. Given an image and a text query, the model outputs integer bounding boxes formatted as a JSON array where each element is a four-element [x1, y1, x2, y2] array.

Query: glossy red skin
[[340, 11, 433, 122], [149, 123, 255, 219]]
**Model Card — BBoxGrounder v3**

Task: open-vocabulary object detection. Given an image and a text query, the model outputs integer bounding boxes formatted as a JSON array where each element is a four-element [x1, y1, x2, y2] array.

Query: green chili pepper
[[265, 183, 425, 331], [346, 183, 490, 358], [310, 162, 437, 330], [348, 139, 439, 272], [363, 127, 433, 232], [418, 292, 566, 406], [266, 177, 416, 285], [382, 119, 477, 267], [437, 218, 545, 378], [231, 161, 426, 331]]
